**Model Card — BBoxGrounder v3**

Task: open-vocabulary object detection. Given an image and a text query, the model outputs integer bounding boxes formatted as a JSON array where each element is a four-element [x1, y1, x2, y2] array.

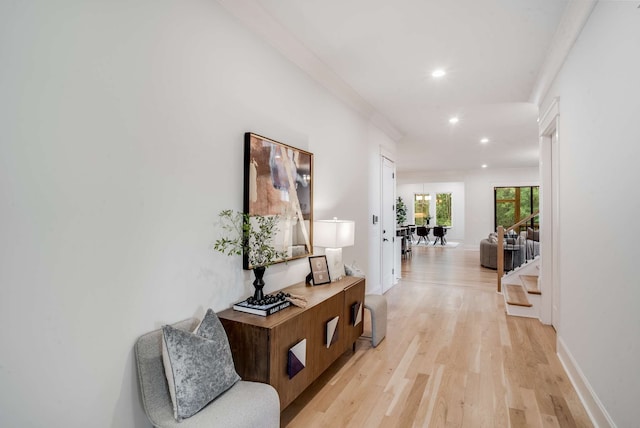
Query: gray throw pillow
[[162, 310, 240, 421]]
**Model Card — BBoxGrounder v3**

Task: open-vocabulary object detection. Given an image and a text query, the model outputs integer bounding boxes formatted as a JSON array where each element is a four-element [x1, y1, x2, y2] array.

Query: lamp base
[[325, 248, 346, 282]]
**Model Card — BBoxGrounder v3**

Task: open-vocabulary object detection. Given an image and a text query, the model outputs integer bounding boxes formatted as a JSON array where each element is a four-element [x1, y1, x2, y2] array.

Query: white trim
[[557, 337, 616, 428], [216, 0, 403, 142], [538, 97, 560, 327], [539, 97, 560, 134], [380, 146, 395, 163], [529, 1, 597, 105], [380, 155, 396, 293]]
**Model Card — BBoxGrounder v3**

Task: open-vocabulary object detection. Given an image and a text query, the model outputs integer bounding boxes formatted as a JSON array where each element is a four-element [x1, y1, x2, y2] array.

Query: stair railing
[[496, 211, 540, 293]]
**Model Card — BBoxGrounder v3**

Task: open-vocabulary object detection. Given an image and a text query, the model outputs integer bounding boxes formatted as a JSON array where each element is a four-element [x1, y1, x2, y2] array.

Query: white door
[[381, 157, 395, 293]]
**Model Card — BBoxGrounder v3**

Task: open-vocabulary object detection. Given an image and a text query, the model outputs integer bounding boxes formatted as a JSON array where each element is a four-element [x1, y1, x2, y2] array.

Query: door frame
[[380, 154, 396, 294], [539, 97, 560, 329]]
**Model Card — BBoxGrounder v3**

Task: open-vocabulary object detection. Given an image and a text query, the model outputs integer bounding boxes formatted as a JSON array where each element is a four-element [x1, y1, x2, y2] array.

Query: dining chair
[[416, 226, 430, 244], [433, 226, 447, 245]]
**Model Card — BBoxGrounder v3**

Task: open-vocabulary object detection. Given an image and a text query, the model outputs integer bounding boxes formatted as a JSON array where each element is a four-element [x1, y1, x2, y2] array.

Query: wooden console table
[[218, 276, 365, 409]]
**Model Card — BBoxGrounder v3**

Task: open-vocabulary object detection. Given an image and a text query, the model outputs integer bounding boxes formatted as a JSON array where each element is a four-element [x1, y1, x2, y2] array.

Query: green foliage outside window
[[494, 186, 539, 230], [436, 193, 452, 226], [414, 194, 431, 226]]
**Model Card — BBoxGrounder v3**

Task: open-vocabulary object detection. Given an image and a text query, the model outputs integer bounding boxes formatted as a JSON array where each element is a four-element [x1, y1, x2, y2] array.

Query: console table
[[218, 276, 365, 409]]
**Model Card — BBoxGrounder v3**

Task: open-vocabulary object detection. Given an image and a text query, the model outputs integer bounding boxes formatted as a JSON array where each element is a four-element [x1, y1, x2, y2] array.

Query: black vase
[[252, 266, 266, 300]]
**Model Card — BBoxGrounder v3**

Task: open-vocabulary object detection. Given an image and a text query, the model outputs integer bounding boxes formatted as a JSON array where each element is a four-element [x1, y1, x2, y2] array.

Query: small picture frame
[[308, 255, 331, 285]]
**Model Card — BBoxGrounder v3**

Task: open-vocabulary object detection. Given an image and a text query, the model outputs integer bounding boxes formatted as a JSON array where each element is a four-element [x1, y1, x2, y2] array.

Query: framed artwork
[[244, 133, 313, 269], [308, 255, 331, 285]]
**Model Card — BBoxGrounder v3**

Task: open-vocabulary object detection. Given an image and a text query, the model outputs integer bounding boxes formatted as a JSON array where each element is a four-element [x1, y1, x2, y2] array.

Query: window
[[414, 194, 430, 225], [436, 193, 452, 226], [494, 186, 539, 230]]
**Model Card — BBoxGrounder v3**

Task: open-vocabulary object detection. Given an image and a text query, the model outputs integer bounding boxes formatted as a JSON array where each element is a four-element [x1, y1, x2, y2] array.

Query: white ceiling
[[219, 0, 594, 173]]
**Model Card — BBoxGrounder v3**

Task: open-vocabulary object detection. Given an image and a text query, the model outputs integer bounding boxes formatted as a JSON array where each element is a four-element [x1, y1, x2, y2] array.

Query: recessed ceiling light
[[481, 164, 488, 168], [480, 138, 489, 144], [449, 116, 459, 124], [431, 69, 446, 78]]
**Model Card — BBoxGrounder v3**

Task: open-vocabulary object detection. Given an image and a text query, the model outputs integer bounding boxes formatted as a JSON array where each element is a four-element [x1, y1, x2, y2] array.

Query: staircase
[[501, 257, 541, 318]]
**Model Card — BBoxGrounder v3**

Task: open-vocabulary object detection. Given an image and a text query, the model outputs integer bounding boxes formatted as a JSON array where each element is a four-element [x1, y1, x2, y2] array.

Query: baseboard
[[557, 337, 616, 428]]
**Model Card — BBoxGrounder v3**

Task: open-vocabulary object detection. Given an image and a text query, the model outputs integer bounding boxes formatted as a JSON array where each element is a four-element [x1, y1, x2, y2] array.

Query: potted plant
[[396, 197, 407, 226], [213, 209, 287, 300]]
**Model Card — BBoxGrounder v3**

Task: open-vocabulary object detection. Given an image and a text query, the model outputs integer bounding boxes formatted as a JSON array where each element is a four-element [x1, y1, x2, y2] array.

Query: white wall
[[539, 2, 640, 426], [0, 1, 395, 426], [398, 168, 538, 248]]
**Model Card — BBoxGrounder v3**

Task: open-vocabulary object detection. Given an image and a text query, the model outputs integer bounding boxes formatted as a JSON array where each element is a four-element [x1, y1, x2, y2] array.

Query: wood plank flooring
[[281, 245, 592, 427]]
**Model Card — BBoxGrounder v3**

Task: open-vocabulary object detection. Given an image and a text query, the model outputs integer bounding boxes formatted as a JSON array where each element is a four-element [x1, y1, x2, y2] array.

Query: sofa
[[135, 317, 280, 428], [479, 233, 525, 270]]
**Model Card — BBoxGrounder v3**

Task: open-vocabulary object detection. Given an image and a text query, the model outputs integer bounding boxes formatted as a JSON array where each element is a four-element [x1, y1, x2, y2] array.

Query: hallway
[[282, 245, 592, 427]]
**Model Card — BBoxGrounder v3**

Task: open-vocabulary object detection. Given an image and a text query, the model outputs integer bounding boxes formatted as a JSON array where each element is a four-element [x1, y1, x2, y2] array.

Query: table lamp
[[313, 218, 355, 282]]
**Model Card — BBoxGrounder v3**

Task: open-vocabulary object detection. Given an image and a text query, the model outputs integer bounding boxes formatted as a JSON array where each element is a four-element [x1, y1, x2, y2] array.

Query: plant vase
[[252, 266, 266, 300]]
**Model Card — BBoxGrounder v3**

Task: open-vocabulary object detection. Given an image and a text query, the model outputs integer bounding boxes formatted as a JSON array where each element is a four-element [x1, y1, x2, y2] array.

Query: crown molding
[[216, 0, 403, 142], [530, 0, 598, 106]]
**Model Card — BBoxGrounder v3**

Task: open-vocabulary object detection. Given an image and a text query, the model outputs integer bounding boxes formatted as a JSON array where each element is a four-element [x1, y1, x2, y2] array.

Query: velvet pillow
[[161, 310, 240, 421]]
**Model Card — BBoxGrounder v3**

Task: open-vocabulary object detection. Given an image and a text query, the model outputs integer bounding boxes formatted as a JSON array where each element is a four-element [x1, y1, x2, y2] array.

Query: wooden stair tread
[[520, 275, 541, 295], [505, 284, 532, 307]]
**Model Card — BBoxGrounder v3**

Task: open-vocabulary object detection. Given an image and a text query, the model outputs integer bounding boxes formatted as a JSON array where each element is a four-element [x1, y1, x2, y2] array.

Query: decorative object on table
[[313, 218, 355, 282], [286, 293, 308, 308], [308, 255, 331, 285], [244, 132, 313, 268], [232, 291, 308, 316], [344, 262, 365, 278], [233, 292, 292, 316], [287, 338, 307, 379], [213, 209, 287, 300], [396, 196, 407, 226], [325, 316, 340, 348]]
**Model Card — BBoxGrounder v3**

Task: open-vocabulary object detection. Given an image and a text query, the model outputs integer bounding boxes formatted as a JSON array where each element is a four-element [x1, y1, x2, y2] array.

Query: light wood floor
[[281, 245, 593, 427]]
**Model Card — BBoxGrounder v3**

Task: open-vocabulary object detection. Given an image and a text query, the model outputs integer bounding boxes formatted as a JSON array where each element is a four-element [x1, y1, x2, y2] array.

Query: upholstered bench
[[135, 317, 280, 428], [364, 294, 387, 347]]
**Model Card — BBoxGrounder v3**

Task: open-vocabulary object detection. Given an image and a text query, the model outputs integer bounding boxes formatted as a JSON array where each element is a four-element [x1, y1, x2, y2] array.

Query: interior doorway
[[381, 156, 395, 293]]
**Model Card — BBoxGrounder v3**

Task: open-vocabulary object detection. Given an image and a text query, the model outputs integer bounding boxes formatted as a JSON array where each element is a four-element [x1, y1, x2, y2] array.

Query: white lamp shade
[[314, 220, 355, 248]]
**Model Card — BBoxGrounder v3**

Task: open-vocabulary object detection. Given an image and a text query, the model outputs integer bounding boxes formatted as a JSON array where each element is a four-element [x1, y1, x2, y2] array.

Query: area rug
[[414, 241, 459, 248]]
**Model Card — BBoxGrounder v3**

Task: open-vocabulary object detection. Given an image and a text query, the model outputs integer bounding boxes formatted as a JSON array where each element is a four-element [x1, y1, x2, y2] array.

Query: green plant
[[396, 197, 407, 225], [213, 210, 287, 268]]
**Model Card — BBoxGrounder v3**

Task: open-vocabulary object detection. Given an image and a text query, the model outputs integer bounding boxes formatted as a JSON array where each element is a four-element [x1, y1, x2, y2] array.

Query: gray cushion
[[527, 227, 540, 241], [162, 310, 240, 421]]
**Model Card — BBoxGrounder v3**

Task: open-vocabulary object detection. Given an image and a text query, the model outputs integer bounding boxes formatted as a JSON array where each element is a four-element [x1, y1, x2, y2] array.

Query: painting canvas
[[244, 133, 313, 269]]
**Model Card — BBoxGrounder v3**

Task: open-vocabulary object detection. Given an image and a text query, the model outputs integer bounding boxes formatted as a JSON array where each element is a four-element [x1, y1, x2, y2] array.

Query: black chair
[[398, 227, 411, 258], [416, 226, 430, 244], [433, 226, 447, 245], [408, 224, 417, 242]]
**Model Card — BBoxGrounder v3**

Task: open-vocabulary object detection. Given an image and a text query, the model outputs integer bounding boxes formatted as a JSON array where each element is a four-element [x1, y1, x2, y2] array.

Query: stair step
[[520, 275, 541, 295], [505, 284, 532, 307]]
